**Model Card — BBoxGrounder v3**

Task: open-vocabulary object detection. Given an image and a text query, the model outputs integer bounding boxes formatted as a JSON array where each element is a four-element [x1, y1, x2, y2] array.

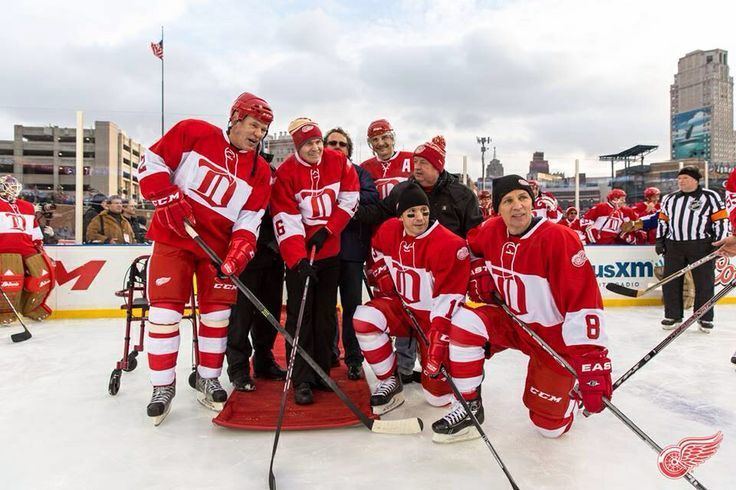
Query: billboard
[[672, 107, 711, 159]]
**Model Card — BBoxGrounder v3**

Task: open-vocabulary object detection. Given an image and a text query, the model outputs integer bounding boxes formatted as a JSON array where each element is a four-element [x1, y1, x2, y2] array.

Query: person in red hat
[[361, 119, 414, 199], [270, 117, 360, 405], [478, 190, 493, 220], [137, 92, 274, 424], [560, 206, 586, 244]]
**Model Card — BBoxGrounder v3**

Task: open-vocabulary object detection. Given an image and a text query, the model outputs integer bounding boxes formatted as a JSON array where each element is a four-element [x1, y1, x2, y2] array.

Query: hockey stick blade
[[605, 282, 640, 298], [10, 330, 32, 343], [370, 417, 423, 434], [0, 285, 33, 342]]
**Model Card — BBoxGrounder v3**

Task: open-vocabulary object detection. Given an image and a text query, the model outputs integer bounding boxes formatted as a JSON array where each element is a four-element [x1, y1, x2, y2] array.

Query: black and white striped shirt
[[657, 187, 730, 241]]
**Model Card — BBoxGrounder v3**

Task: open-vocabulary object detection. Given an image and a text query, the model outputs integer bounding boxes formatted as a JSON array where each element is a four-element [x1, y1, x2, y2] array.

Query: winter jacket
[[85, 210, 135, 244], [340, 164, 380, 262]]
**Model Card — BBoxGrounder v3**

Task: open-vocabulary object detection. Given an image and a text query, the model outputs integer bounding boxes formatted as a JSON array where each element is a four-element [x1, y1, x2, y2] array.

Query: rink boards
[[44, 244, 736, 318]]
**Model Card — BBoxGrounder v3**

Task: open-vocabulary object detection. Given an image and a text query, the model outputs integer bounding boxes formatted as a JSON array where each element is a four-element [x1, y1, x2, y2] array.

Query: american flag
[[150, 40, 163, 60]]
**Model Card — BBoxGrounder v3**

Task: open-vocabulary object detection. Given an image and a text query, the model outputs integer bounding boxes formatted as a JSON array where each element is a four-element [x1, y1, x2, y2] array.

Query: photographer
[[36, 202, 59, 245]]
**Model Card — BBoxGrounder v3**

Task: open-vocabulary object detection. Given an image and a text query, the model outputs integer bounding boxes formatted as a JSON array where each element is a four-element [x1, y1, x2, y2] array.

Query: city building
[[670, 49, 736, 164], [0, 121, 144, 200], [485, 147, 504, 178], [527, 151, 550, 179], [264, 131, 294, 167]]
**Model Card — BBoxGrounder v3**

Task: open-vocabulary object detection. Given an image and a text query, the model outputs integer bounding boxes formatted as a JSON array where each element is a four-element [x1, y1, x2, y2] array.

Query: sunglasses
[[327, 140, 348, 148]]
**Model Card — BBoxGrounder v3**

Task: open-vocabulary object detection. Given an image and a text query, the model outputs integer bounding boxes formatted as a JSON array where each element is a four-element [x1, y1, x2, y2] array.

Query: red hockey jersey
[[532, 192, 562, 222], [560, 217, 586, 244], [372, 218, 470, 331], [467, 217, 607, 355], [632, 200, 660, 244], [271, 148, 359, 268], [0, 198, 42, 256], [361, 151, 414, 199], [582, 202, 638, 245], [138, 119, 272, 259]]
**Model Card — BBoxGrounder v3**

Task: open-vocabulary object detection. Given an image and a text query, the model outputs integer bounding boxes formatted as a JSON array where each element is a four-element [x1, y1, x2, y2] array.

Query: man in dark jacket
[[325, 128, 379, 380], [354, 135, 482, 382]]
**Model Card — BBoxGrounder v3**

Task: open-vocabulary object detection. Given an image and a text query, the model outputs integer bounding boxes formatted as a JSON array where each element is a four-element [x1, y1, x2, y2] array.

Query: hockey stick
[[606, 250, 719, 298], [613, 279, 736, 391], [398, 300, 519, 490], [0, 285, 32, 343], [493, 293, 708, 490], [184, 222, 423, 440], [268, 246, 316, 490]]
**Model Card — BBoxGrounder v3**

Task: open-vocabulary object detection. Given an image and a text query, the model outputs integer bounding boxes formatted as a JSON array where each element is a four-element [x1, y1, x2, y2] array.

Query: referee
[[656, 166, 730, 332]]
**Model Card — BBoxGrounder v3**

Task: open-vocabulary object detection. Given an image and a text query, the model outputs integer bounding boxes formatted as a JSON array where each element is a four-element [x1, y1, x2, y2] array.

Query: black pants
[[662, 239, 715, 322], [332, 260, 365, 367], [226, 256, 284, 382], [285, 256, 340, 386]]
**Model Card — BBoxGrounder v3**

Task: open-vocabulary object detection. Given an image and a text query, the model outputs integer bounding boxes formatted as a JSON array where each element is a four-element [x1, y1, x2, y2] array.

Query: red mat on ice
[[213, 327, 376, 431]]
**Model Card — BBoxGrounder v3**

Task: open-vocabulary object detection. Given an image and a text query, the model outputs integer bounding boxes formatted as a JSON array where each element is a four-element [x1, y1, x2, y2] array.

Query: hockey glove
[[369, 262, 397, 298], [295, 259, 318, 285], [569, 347, 612, 414], [221, 232, 256, 277], [468, 258, 494, 304], [307, 227, 330, 253], [148, 186, 195, 238], [424, 327, 450, 379]]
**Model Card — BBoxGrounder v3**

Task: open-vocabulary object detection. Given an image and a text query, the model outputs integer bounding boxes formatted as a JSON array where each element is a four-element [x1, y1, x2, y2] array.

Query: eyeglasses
[[327, 140, 348, 148]]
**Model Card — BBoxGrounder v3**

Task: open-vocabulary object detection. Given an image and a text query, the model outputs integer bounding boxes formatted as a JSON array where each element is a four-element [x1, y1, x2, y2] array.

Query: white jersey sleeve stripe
[[232, 208, 264, 236], [273, 211, 305, 243], [139, 148, 173, 180]]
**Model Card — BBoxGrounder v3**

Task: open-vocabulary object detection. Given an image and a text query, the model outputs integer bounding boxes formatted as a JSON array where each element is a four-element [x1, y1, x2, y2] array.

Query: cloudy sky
[[1, 0, 734, 178]]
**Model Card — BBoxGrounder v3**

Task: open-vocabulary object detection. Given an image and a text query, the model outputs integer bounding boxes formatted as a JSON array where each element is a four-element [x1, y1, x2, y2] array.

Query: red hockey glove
[[569, 347, 612, 414], [424, 327, 450, 379], [148, 186, 195, 238], [221, 232, 256, 277], [369, 262, 396, 298], [468, 258, 494, 303]]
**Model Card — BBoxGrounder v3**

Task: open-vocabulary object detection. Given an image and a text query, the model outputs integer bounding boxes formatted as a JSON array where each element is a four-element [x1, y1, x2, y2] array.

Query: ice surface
[[1, 306, 734, 489]]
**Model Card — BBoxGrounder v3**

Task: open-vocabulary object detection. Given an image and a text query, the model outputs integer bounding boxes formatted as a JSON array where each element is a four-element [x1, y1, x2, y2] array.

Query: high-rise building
[[0, 121, 144, 199], [527, 151, 549, 179], [264, 131, 294, 167], [670, 49, 736, 164], [485, 147, 504, 178]]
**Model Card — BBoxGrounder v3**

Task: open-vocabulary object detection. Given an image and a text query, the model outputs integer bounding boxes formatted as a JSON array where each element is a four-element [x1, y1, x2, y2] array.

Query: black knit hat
[[396, 183, 429, 216], [491, 174, 534, 213], [678, 166, 701, 181]]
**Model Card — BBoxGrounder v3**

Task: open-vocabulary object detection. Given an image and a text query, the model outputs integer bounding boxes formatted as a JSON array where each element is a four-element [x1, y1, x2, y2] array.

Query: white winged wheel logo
[[657, 431, 723, 479]]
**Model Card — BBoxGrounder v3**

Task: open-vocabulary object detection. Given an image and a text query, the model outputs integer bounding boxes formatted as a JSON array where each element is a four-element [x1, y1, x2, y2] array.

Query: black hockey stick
[[613, 279, 736, 391], [0, 285, 32, 343], [493, 293, 708, 489], [268, 246, 316, 490], [606, 250, 718, 298], [184, 222, 424, 439], [398, 300, 519, 490]]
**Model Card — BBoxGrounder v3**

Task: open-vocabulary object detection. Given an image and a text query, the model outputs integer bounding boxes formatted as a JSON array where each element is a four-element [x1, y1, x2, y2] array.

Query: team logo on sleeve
[[571, 249, 588, 267], [456, 246, 469, 261]]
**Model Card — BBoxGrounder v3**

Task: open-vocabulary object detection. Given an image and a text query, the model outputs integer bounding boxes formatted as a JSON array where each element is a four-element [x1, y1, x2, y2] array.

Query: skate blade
[[698, 327, 712, 334], [432, 426, 481, 444], [371, 392, 405, 415], [152, 405, 172, 427], [196, 392, 225, 412], [661, 324, 679, 331]]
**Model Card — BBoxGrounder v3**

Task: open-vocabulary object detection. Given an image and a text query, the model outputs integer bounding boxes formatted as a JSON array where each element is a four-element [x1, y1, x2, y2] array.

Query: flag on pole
[[150, 40, 163, 59]]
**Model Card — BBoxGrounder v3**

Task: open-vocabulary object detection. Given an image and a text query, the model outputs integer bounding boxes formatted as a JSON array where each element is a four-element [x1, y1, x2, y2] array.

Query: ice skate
[[432, 397, 484, 444], [147, 383, 176, 426], [370, 374, 404, 415], [195, 373, 227, 412]]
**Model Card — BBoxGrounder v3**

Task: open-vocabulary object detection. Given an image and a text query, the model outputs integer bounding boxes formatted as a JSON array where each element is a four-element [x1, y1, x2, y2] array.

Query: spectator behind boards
[[85, 195, 135, 244]]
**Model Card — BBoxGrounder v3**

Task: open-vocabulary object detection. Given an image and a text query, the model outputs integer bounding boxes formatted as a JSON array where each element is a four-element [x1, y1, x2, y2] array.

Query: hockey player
[[0, 175, 55, 324], [353, 183, 470, 414], [560, 206, 586, 244], [432, 175, 612, 443], [360, 119, 414, 199], [478, 190, 493, 220], [137, 92, 273, 424], [632, 187, 661, 244], [583, 189, 641, 245], [528, 179, 562, 223], [270, 117, 359, 405]]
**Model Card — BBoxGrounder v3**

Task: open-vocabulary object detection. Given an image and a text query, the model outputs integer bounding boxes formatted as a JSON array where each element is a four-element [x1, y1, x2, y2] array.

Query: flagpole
[[160, 25, 164, 136]]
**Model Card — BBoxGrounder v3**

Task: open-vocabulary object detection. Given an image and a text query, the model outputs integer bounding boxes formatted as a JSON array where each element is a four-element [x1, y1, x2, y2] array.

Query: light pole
[[476, 136, 491, 191]]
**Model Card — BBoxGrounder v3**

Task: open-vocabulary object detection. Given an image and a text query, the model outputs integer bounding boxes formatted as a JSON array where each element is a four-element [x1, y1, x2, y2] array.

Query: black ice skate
[[195, 373, 227, 412], [661, 318, 682, 330], [147, 383, 176, 426], [432, 397, 484, 444], [370, 374, 404, 415]]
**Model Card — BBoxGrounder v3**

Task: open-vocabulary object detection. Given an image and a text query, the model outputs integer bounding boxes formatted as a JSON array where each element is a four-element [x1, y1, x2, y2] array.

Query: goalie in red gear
[[353, 183, 470, 415], [137, 92, 273, 423], [431, 175, 612, 443], [0, 175, 55, 325]]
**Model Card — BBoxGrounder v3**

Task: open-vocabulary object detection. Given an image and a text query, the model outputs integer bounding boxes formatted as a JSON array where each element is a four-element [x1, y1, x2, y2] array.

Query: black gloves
[[655, 239, 666, 256], [296, 259, 318, 284], [307, 227, 330, 253]]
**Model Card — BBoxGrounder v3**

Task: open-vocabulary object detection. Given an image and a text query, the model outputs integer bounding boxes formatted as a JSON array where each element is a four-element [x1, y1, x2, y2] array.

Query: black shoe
[[254, 360, 287, 380], [661, 318, 682, 330], [698, 321, 714, 333], [347, 364, 363, 380], [400, 370, 422, 384], [294, 382, 314, 405], [232, 374, 256, 392]]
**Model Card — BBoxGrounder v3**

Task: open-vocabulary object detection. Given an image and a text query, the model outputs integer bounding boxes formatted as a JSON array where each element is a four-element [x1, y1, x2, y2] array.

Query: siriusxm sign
[[593, 261, 654, 279]]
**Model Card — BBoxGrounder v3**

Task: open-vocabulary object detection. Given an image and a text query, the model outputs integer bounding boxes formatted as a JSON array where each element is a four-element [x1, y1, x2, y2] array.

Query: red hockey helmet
[[478, 190, 491, 199], [0, 175, 22, 203], [230, 92, 273, 126], [607, 189, 627, 202], [367, 119, 394, 139], [644, 186, 660, 199]]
